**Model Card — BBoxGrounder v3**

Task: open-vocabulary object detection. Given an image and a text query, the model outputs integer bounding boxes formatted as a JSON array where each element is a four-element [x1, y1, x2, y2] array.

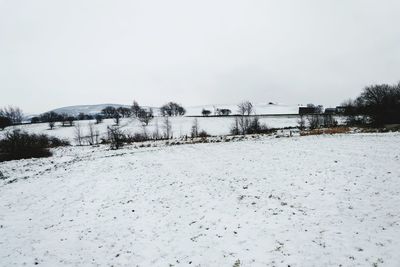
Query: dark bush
[[95, 114, 103, 124], [30, 117, 41, 124], [198, 130, 209, 138], [246, 117, 270, 134], [0, 130, 69, 161], [202, 109, 211, 116], [0, 116, 12, 130], [160, 102, 186, 116]]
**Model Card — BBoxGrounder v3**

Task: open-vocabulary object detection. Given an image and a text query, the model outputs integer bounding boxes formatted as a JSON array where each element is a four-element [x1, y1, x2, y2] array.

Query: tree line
[[0, 101, 186, 131], [341, 83, 400, 126]]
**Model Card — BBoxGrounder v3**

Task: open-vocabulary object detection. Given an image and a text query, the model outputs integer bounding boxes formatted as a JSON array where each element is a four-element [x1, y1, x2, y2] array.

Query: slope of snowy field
[[1, 133, 399, 266], [185, 103, 299, 116], [3, 116, 302, 144], [50, 104, 131, 117]]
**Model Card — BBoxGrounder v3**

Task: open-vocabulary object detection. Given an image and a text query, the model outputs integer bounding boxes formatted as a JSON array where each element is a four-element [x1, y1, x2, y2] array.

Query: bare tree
[[40, 111, 60, 130], [355, 83, 400, 125], [298, 115, 306, 130], [67, 116, 74, 126], [78, 112, 86, 121], [131, 100, 141, 117], [60, 113, 74, 127], [153, 118, 160, 139], [231, 113, 268, 135], [162, 116, 172, 139], [74, 124, 83, 146], [322, 114, 338, 128], [237, 101, 254, 116], [216, 108, 231, 116], [107, 126, 124, 149], [230, 117, 240, 135], [117, 107, 132, 118], [234, 101, 254, 134], [101, 106, 117, 119], [113, 112, 121, 125], [239, 116, 251, 135], [95, 114, 103, 124], [191, 118, 199, 138], [0, 106, 24, 124], [141, 124, 148, 140], [47, 121, 55, 130], [60, 113, 68, 126], [160, 102, 186, 116], [137, 108, 154, 126], [86, 122, 99, 145], [307, 114, 322, 130]]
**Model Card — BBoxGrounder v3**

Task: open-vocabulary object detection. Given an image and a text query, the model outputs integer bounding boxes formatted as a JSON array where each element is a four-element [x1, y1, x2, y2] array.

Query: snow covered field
[[4, 116, 303, 144], [1, 133, 399, 266]]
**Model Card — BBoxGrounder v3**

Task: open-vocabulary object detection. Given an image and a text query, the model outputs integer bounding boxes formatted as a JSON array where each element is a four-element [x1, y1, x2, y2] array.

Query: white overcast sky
[[1, 0, 400, 113]]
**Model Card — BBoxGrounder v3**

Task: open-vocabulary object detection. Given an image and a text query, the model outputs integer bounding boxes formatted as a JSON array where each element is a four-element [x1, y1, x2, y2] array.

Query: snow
[[50, 104, 131, 117], [3, 116, 303, 144], [8, 102, 305, 145], [46, 102, 299, 117], [184, 103, 299, 116], [1, 133, 399, 266]]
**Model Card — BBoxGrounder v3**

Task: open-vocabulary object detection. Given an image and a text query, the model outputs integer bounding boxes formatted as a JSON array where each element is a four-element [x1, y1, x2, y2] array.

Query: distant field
[[2, 116, 305, 144]]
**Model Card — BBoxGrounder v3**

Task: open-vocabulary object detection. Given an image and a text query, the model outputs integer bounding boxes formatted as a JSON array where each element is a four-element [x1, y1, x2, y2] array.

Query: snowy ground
[[1, 133, 400, 266]]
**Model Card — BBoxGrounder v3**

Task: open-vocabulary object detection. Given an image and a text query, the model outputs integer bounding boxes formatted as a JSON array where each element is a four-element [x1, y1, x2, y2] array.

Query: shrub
[[191, 118, 199, 138], [322, 114, 338, 128], [95, 114, 103, 124], [106, 126, 125, 149], [246, 117, 269, 134], [160, 102, 186, 116], [0, 116, 12, 130], [300, 127, 350, 136], [202, 109, 211, 116], [30, 117, 41, 124], [297, 115, 306, 130], [198, 130, 209, 138], [307, 114, 322, 130], [230, 116, 269, 135], [0, 130, 69, 161]]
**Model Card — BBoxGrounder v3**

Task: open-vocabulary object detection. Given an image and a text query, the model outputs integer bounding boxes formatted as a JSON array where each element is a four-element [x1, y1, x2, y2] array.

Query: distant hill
[[49, 104, 131, 116], [46, 102, 299, 117]]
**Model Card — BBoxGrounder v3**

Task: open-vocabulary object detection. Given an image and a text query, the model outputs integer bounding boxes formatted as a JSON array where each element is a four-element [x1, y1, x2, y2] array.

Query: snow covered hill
[[46, 103, 300, 117], [50, 104, 131, 116], [1, 133, 399, 266]]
